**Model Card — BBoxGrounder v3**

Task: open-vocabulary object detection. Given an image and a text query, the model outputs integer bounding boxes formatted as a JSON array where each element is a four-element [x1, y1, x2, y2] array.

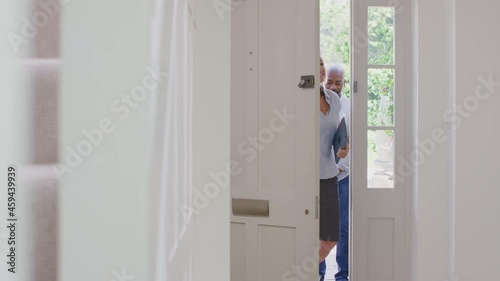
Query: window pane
[[368, 130, 394, 188], [368, 7, 395, 65], [368, 68, 394, 126]]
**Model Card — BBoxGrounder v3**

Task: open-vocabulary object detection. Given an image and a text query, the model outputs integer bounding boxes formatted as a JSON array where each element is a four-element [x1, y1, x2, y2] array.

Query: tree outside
[[320, 0, 351, 96], [321, 0, 396, 187]]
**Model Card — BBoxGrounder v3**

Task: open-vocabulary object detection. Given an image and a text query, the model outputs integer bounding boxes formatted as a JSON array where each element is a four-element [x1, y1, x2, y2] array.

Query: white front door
[[351, 0, 412, 280], [230, 0, 320, 280]]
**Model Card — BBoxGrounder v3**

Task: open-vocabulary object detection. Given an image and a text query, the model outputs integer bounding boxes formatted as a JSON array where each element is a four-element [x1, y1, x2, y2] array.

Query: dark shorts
[[320, 177, 339, 241]]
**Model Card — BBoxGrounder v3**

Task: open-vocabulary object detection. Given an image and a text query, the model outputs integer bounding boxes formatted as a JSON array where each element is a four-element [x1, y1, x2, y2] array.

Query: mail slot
[[232, 198, 269, 217]]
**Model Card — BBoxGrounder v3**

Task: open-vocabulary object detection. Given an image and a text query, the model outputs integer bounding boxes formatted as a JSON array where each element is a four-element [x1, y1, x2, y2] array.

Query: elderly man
[[324, 64, 350, 281]]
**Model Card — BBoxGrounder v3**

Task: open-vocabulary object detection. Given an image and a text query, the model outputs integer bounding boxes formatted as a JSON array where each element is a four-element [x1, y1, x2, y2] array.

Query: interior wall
[[61, 0, 230, 280], [192, 0, 231, 280], [417, 0, 500, 280], [455, 0, 500, 280], [0, 1, 33, 166], [59, 1, 152, 280], [414, 0, 455, 280], [0, 6, 29, 280]]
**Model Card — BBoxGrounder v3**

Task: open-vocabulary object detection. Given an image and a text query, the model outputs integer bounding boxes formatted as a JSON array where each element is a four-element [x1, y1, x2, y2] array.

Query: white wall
[[414, 0, 456, 280], [60, 0, 230, 280], [0, 1, 33, 166], [455, 1, 500, 280], [59, 1, 152, 280], [192, 0, 231, 280], [416, 0, 500, 280]]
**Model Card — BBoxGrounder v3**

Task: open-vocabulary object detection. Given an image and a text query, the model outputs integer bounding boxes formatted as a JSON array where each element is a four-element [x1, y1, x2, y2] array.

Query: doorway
[[319, 0, 351, 278], [230, 0, 414, 280]]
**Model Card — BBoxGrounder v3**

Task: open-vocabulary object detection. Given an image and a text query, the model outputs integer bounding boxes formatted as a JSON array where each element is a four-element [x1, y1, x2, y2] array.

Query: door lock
[[298, 75, 315, 89]]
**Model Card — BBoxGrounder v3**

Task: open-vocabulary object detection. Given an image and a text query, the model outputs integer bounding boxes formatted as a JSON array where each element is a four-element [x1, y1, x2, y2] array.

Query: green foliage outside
[[320, 0, 351, 96], [320, 0, 396, 164]]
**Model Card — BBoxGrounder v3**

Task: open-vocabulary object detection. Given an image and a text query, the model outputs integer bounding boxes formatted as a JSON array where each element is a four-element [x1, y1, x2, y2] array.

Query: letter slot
[[232, 198, 269, 217]]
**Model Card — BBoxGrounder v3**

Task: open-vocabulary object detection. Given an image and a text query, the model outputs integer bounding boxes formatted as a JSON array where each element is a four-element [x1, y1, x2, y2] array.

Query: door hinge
[[315, 196, 319, 219], [353, 81, 358, 93]]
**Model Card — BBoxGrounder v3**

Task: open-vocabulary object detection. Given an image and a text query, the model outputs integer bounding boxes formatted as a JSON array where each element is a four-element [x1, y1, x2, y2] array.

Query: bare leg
[[319, 240, 337, 262]]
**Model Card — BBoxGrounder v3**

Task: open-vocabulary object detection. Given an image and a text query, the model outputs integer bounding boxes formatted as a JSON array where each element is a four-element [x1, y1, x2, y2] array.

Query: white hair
[[326, 64, 345, 78]]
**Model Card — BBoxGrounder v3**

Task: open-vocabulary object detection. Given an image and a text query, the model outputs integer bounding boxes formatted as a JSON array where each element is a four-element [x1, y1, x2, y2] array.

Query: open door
[[351, 0, 412, 280], [230, 0, 320, 280]]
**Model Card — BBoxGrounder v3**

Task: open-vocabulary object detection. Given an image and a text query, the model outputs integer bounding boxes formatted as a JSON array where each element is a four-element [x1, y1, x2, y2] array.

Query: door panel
[[258, 226, 296, 280], [259, 0, 298, 192], [231, 0, 320, 280], [230, 223, 246, 281], [367, 218, 395, 280]]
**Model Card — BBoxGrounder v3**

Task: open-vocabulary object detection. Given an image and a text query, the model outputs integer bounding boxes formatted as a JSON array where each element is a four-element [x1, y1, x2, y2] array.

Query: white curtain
[[151, 0, 194, 280]]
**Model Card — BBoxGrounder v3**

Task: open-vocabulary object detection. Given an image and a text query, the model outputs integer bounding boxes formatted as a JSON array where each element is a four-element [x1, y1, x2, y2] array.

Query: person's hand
[[336, 143, 349, 159]]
